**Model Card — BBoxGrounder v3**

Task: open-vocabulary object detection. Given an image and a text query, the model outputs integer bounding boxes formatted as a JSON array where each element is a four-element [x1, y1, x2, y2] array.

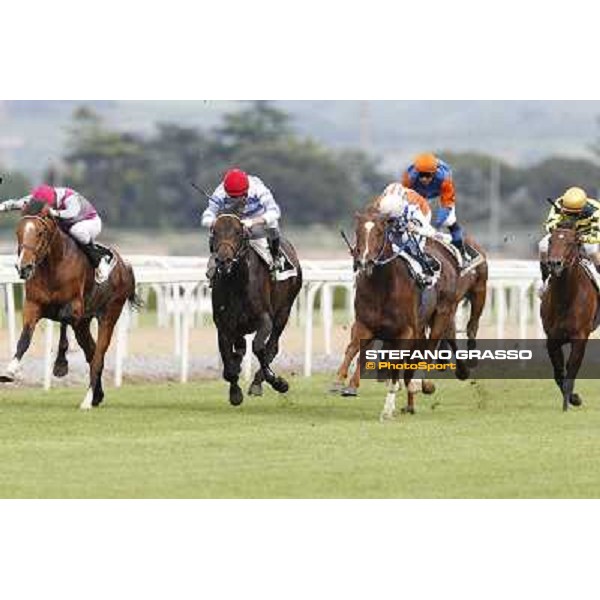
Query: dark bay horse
[[210, 213, 302, 406], [0, 201, 140, 409], [541, 224, 599, 410], [333, 209, 466, 418]]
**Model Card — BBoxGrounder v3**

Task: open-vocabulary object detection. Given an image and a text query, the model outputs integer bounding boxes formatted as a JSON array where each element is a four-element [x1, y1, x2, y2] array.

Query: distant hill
[[1, 100, 599, 178]]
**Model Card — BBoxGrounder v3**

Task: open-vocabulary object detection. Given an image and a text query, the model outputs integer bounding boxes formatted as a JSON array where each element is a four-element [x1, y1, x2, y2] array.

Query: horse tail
[[125, 263, 144, 311]]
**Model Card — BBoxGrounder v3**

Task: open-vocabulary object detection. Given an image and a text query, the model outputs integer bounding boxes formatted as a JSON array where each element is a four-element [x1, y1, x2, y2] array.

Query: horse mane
[[22, 199, 49, 216]]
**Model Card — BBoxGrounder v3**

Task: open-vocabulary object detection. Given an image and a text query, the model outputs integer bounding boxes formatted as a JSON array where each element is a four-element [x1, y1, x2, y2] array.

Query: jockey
[[0, 184, 113, 283], [402, 153, 472, 267], [201, 168, 283, 280], [539, 186, 600, 285], [377, 183, 445, 286]]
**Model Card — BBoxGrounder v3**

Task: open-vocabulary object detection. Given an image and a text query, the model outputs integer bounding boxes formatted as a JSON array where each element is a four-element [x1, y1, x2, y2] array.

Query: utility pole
[[488, 158, 501, 250]]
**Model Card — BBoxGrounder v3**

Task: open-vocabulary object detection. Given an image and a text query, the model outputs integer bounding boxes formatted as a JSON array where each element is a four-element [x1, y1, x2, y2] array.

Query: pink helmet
[[31, 184, 56, 206]]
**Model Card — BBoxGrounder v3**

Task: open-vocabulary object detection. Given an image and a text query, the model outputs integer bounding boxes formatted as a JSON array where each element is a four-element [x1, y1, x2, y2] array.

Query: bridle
[[18, 215, 58, 267], [212, 213, 249, 270], [548, 226, 581, 273]]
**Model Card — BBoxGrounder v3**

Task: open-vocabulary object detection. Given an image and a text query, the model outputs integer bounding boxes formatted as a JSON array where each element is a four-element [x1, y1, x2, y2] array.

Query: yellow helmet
[[560, 187, 588, 213]]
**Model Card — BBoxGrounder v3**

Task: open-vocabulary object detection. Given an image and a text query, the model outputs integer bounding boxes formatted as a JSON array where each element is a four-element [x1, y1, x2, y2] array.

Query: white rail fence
[[0, 256, 542, 388]]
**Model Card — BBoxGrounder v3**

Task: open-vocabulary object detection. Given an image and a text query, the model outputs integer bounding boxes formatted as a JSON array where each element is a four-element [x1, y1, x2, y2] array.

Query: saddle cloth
[[580, 258, 600, 293], [249, 238, 298, 282], [436, 239, 484, 274], [95, 243, 118, 283], [579, 258, 600, 330]]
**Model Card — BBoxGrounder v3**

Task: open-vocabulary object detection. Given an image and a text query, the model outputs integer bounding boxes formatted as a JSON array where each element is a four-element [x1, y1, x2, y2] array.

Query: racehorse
[[333, 196, 488, 396], [210, 213, 302, 406], [0, 200, 140, 409], [541, 223, 599, 410], [333, 208, 466, 418]]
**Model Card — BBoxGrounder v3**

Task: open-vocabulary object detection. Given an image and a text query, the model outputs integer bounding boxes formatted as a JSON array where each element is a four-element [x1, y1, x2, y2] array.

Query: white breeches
[[539, 233, 599, 258], [69, 216, 102, 245]]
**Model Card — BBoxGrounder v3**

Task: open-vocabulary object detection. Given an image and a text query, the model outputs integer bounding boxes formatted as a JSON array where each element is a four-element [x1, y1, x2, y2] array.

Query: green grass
[[0, 375, 599, 498]]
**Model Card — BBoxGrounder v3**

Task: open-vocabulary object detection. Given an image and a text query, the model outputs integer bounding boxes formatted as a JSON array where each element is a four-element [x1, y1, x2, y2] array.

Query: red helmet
[[223, 169, 249, 197], [31, 184, 56, 206]]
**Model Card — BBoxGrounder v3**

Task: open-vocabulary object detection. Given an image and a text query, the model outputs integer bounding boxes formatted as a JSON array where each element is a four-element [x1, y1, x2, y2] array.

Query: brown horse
[[541, 223, 599, 411], [334, 204, 487, 396], [0, 201, 140, 409], [210, 214, 302, 406], [333, 209, 466, 418]]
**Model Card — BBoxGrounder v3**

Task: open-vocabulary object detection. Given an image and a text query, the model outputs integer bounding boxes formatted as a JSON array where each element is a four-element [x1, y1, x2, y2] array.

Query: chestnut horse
[[0, 201, 140, 409], [541, 223, 599, 410], [210, 213, 302, 406], [333, 209, 467, 418], [333, 195, 487, 396]]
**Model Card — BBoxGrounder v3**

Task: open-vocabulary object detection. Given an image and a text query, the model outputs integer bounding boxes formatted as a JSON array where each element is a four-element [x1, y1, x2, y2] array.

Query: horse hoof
[[0, 374, 15, 383], [229, 386, 244, 406], [92, 394, 104, 407], [422, 380, 436, 395], [456, 364, 470, 381], [379, 411, 395, 422], [53, 361, 69, 378], [271, 377, 289, 394], [248, 382, 263, 396], [341, 387, 358, 397], [569, 393, 583, 407], [400, 406, 415, 415]]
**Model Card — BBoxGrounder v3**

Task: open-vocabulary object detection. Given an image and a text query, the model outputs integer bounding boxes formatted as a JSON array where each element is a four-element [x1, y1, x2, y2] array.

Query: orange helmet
[[414, 153, 438, 174]]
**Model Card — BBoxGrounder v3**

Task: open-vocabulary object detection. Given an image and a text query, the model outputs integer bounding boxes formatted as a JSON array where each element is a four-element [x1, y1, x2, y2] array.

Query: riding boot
[[449, 223, 471, 266], [81, 242, 103, 268], [268, 235, 284, 273]]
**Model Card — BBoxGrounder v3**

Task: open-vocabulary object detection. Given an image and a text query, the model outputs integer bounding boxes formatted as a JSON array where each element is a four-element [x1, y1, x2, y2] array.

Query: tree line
[[1, 101, 599, 231]]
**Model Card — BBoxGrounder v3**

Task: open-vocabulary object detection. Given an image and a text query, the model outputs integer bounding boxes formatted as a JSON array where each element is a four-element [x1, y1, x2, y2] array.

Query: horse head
[[211, 213, 249, 276], [353, 210, 392, 276], [548, 222, 580, 277], [15, 200, 58, 280]]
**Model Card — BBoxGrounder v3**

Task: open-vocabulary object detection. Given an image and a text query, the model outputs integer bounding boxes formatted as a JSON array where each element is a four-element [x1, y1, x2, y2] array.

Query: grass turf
[[0, 375, 599, 498]]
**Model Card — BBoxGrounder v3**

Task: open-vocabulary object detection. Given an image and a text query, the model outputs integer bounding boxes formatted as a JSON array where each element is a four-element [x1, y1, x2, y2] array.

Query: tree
[[215, 101, 292, 149]]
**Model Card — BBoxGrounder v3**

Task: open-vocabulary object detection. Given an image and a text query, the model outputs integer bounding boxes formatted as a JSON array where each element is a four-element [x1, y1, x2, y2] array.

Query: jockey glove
[[433, 207, 451, 228]]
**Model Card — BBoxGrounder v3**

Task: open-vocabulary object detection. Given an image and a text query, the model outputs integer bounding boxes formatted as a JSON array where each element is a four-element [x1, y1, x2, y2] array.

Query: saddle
[[249, 238, 298, 282]]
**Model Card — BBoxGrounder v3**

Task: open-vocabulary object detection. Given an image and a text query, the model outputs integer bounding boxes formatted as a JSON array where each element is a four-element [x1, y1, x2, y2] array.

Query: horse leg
[[434, 309, 470, 381], [253, 312, 288, 393], [0, 302, 42, 382], [562, 340, 587, 410], [332, 320, 374, 396], [249, 309, 289, 396], [546, 338, 565, 407], [466, 284, 487, 359], [53, 323, 70, 378], [218, 331, 243, 406], [380, 376, 401, 422], [73, 318, 103, 405], [79, 303, 122, 410]]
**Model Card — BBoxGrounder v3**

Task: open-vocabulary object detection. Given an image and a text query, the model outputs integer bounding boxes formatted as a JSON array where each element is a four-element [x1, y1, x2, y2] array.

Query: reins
[[18, 215, 59, 267]]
